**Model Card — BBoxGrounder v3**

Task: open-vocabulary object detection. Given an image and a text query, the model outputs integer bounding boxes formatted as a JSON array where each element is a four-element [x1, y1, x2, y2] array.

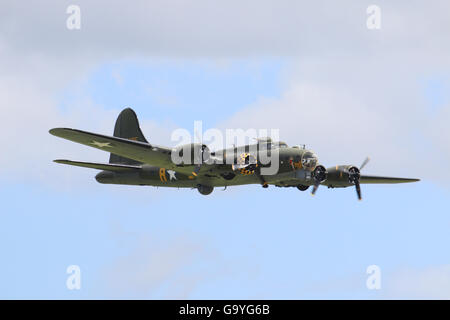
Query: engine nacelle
[[325, 165, 359, 187], [171, 143, 210, 166], [312, 165, 328, 183]]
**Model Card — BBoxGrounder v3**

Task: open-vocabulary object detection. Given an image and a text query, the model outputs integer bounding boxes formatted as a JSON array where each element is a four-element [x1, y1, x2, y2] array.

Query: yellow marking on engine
[[192, 172, 198, 177], [129, 137, 139, 141], [188, 175, 194, 180]]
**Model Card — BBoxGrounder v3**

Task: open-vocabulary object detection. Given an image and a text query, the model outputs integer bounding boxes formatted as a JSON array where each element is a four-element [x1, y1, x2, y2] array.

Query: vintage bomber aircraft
[[50, 108, 419, 199]]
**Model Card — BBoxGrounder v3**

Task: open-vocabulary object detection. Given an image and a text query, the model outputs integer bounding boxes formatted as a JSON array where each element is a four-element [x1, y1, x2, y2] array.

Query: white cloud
[[386, 265, 450, 299], [99, 235, 205, 298], [298, 264, 450, 299], [221, 55, 450, 183], [2, 1, 450, 59], [96, 231, 234, 299]]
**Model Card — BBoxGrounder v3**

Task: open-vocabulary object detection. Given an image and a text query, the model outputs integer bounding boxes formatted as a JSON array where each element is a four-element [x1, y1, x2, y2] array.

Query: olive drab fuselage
[[95, 142, 320, 189]]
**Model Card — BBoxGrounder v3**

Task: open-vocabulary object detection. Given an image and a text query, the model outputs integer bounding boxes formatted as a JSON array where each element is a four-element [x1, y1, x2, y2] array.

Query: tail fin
[[109, 108, 148, 165]]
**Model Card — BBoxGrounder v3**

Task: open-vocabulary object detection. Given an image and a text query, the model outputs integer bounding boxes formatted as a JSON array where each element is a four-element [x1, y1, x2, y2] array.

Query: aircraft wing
[[360, 175, 420, 184], [53, 159, 141, 172], [49, 128, 173, 168]]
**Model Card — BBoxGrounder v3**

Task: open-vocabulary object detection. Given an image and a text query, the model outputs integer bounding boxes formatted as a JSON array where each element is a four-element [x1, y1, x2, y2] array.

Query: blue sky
[[67, 59, 284, 128], [1, 1, 450, 299]]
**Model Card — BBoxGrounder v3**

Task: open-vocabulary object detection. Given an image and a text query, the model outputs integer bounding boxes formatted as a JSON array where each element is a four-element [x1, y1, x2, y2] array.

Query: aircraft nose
[[301, 151, 318, 171], [95, 171, 114, 183]]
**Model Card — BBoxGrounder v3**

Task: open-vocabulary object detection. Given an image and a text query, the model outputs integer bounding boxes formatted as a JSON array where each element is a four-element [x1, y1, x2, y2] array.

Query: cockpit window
[[301, 151, 318, 170]]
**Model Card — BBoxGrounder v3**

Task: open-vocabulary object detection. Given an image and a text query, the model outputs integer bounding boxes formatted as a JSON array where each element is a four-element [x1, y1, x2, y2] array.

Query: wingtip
[[49, 127, 71, 136]]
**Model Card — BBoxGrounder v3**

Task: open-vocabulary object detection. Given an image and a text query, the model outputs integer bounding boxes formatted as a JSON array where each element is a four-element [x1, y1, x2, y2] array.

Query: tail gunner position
[[50, 108, 419, 198]]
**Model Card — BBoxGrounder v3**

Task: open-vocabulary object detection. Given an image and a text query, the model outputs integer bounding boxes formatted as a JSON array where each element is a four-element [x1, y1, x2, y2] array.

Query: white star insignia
[[90, 140, 112, 148], [167, 170, 177, 181]]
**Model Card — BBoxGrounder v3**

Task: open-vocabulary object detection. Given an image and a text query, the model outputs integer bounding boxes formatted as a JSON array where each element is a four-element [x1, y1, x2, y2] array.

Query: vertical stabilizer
[[109, 108, 148, 165]]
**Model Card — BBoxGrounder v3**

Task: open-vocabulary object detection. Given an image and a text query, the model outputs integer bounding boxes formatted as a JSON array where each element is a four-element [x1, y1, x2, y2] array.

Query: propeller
[[346, 157, 369, 200], [192, 145, 208, 177], [311, 165, 327, 196], [360, 157, 370, 171]]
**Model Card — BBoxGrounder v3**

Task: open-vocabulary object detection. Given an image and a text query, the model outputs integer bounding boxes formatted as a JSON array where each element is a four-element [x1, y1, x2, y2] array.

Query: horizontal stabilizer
[[54, 159, 141, 172], [49, 128, 172, 167]]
